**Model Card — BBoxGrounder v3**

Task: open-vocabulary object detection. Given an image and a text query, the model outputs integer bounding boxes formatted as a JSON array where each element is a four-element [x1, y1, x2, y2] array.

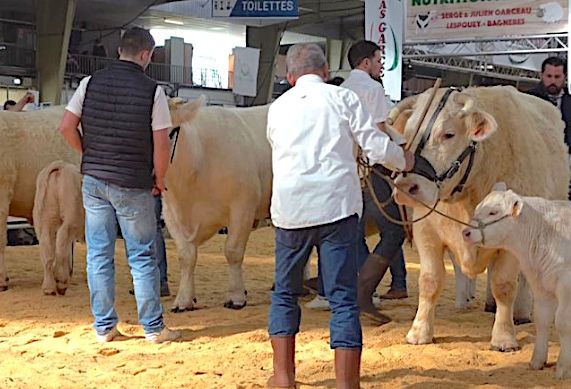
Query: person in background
[[3, 92, 35, 111], [527, 56, 571, 199], [306, 41, 409, 322]]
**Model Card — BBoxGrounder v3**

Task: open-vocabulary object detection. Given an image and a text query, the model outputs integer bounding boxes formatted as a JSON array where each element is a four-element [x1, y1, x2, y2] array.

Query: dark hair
[[348, 40, 381, 69], [3, 100, 16, 110], [326, 76, 345, 86], [119, 27, 155, 56], [541, 56, 567, 74]]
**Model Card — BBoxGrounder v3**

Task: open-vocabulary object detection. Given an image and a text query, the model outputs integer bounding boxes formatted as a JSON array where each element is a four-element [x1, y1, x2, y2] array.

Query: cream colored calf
[[33, 161, 84, 295], [464, 183, 571, 379]]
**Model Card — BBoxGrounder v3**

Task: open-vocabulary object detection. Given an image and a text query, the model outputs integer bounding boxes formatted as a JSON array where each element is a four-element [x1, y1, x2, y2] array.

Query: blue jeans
[[154, 196, 168, 287], [388, 250, 407, 292], [269, 215, 362, 349], [82, 175, 164, 335], [357, 169, 407, 290]]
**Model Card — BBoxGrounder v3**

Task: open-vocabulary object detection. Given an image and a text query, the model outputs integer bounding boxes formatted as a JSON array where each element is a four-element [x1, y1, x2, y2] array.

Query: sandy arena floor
[[0, 228, 567, 388]]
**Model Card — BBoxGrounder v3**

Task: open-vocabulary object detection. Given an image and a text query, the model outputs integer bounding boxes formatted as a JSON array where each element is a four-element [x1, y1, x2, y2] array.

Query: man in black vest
[[527, 56, 571, 199], [59, 27, 179, 343]]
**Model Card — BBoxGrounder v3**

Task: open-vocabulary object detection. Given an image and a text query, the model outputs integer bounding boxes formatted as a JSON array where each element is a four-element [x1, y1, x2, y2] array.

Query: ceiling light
[[164, 18, 184, 25], [13, 77, 22, 85]]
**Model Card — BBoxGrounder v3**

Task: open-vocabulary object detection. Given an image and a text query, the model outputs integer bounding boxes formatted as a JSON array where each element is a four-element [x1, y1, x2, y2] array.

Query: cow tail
[[32, 160, 65, 228]]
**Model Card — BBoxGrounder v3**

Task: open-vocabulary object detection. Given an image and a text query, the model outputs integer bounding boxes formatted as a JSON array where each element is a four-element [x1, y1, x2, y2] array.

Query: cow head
[[393, 88, 498, 208], [168, 95, 207, 128], [462, 182, 523, 248]]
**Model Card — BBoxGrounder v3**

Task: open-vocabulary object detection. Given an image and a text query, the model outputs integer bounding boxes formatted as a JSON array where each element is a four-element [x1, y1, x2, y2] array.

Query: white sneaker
[[305, 295, 331, 311], [145, 327, 181, 344], [96, 326, 121, 343]]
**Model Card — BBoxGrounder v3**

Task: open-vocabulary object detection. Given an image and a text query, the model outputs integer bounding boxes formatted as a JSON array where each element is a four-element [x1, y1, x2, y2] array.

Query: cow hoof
[[170, 306, 195, 313], [0, 285, 8, 292], [56, 287, 67, 296], [43, 290, 56, 296], [223, 300, 247, 310], [491, 344, 520, 352], [484, 303, 497, 313], [406, 327, 434, 345], [514, 317, 532, 325], [556, 366, 571, 380], [529, 359, 546, 370]]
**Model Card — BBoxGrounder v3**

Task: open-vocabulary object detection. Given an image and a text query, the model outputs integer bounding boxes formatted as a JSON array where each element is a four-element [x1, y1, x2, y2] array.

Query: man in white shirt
[[343, 40, 410, 322], [266, 43, 414, 389]]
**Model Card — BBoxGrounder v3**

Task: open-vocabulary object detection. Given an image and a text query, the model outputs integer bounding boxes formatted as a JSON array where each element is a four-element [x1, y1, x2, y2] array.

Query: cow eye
[[489, 211, 498, 216], [443, 132, 455, 140]]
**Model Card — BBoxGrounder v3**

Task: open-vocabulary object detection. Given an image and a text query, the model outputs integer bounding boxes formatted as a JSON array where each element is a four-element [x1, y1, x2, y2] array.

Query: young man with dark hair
[[59, 27, 179, 343], [307, 40, 410, 321], [528, 56, 571, 199]]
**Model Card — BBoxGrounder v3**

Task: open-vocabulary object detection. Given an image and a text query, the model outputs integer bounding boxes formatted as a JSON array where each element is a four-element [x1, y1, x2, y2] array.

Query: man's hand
[[23, 92, 35, 105], [152, 177, 167, 196], [404, 150, 415, 172]]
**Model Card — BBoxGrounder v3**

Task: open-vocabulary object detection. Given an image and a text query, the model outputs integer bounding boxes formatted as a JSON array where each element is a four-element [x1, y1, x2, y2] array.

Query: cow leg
[[489, 253, 520, 352], [223, 210, 253, 310], [529, 293, 556, 370], [556, 280, 571, 379], [513, 275, 533, 325], [485, 261, 496, 313], [406, 239, 445, 345], [485, 262, 532, 325], [54, 224, 74, 295], [38, 227, 57, 295], [162, 200, 199, 312], [171, 236, 198, 312], [0, 188, 12, 291], [451, 252, 476, 309]]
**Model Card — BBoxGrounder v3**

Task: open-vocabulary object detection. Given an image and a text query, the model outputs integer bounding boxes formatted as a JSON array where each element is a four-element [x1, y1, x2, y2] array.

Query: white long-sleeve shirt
[[342, 69, 388, 123], [267, 74, 406, 229]]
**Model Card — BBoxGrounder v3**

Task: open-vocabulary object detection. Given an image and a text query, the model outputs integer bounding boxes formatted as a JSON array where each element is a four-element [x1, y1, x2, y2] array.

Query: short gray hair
[[286, 44, 327, 77]]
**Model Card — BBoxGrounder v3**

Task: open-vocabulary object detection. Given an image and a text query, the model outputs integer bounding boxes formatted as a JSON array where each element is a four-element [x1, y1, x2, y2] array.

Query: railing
[[0, 44, 35, 68], [65, 54, 225, 89]]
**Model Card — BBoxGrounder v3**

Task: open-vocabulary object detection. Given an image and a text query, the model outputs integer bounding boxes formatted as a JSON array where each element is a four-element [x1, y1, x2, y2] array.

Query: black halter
[[409, 87, 478, 198], [472, 214, 510, 245], [169, 126, 181, 164]]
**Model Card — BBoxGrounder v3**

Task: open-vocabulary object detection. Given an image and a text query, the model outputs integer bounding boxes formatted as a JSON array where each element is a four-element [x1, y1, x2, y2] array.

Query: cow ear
[[511, 198, 523, 218], [465, 111, 497, 142], [492, 182, 507, 192]]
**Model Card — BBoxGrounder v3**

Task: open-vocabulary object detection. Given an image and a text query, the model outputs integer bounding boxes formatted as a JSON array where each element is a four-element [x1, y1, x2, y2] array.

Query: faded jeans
[[82, 175, 164, 335], [269, 215, 362, 349]]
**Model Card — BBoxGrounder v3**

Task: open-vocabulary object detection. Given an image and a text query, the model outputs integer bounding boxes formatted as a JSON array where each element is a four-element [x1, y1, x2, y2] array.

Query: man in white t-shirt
[[59, 27, 179, 344]]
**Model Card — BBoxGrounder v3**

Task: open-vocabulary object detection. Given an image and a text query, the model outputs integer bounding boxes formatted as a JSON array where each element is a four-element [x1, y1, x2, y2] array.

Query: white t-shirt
[[66, 76, 172, 131], [267, 74, 405, 229]]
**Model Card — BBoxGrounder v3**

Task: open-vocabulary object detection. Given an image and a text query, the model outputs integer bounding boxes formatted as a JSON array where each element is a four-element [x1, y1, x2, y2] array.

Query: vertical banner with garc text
[[365, 0, 404, 101]]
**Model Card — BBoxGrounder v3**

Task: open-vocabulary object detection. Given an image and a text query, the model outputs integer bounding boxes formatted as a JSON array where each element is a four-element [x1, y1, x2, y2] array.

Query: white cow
[[0, 108, 79, 291], [33, 161, 84, 295], [164, 98, 272, 312], [392, 86, 569, 351], [463, 183, 571, 379]]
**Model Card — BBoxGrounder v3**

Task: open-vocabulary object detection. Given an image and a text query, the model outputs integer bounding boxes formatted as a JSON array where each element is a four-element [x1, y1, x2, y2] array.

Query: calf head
[[393, 88, 498, 207], [462, 182, 523, 248]]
